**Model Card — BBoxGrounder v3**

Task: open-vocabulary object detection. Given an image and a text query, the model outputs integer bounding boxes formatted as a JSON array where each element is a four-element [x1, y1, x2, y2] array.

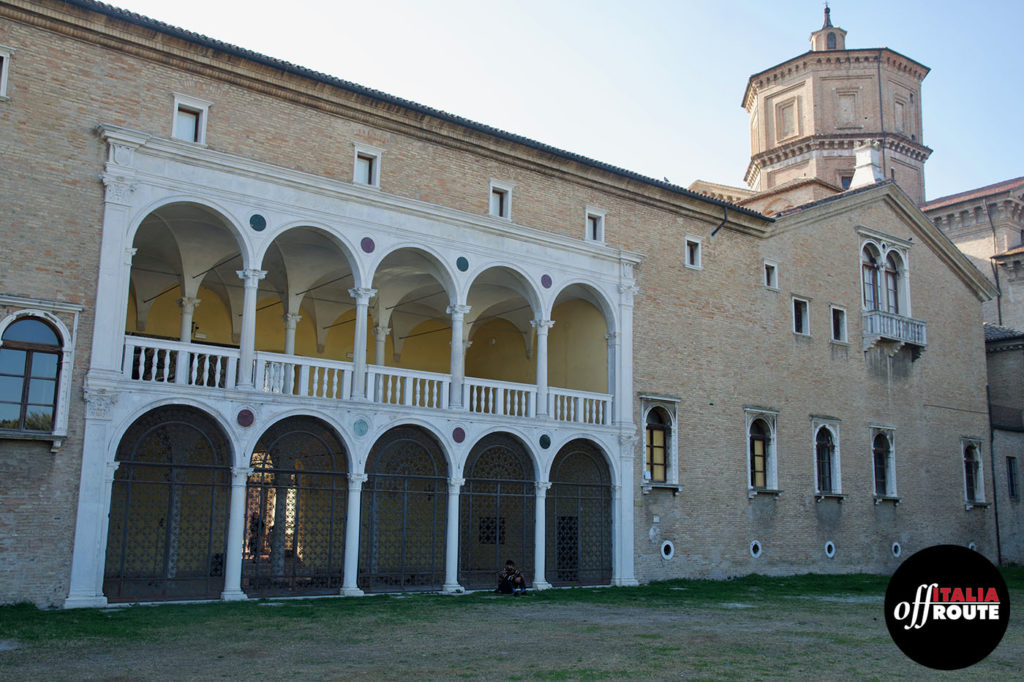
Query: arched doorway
[[359, 426, 448, 592], [459, 433, 535, 589], [242, 416, 348, 597], [546, 440, 612, 586], [104, 405, 231, 602]]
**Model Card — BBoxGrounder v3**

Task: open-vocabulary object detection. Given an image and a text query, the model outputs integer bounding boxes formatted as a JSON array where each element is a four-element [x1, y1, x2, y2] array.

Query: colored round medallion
[[360, 237, 376, 253], [541, 274, 552, 289], [236, 409, 254, 427], [354, 419, 369, 437], [453, 427, 466, 443], [539, 434, 551, 449], [456, 256, 469, 272], [249, 214, 266, 232]]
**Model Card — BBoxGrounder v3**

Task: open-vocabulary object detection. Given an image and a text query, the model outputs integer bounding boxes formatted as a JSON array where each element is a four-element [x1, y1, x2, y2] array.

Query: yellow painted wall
[[397, 319, 451, 374], [466, 318, 536, 384], [548, 300, 607, 393]]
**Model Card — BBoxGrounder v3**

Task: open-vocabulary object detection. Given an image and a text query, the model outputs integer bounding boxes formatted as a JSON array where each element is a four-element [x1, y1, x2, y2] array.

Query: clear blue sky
[[107, 0, 1019, 201]]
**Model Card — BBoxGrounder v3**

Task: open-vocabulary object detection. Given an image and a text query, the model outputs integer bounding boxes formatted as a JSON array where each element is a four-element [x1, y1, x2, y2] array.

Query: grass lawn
[[1, 570, 1022, 680]]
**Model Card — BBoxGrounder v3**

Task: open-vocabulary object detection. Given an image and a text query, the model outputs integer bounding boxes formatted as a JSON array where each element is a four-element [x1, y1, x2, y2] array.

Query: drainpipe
[[986, 203, 1004, 326], [986, 384, 1003, 565], [876, 50, 888, 178], [711, 206, 729, 237]]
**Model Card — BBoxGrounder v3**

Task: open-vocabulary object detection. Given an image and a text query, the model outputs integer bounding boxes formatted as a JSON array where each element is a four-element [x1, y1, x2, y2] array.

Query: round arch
[[545, 439, 612, 587], [359, 425, 450, 592], [242, 415, 349, 597], [459, 432, 537, 589], [103, 404, 232, 602]]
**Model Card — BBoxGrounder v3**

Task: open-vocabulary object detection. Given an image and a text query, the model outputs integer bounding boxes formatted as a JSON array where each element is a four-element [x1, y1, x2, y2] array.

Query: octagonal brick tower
[[742, 7, 931, 204]]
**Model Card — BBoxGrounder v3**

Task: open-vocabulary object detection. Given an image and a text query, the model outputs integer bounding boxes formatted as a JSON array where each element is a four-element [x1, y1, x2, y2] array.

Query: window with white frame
[[171, 93, 212, 144], [489, 180, 513, 219], [812, 420, 841, 496], [792, 297, 810, 335], [872, 429, 897, 499], [684, 236, 702, 270], [585, 207, 606, 242], [763, 260, 778, 289], [746, 409, 778, 493], [640, 397, 681, 491], [830, 306, 847, 343], [963, 440, 985, 506], [859, 232, 911, 315], [353, 143, 383, 188], [0, 45, 12, 98], [0, 301, 79, 442]]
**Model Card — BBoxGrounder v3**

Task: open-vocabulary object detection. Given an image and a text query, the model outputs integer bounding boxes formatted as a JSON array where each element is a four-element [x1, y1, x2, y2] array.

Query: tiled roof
[[62, 1, 768, 220], [994, 244, 1024, 259], [984, 323, 1024, 342], [921, 177, 1024, 211]]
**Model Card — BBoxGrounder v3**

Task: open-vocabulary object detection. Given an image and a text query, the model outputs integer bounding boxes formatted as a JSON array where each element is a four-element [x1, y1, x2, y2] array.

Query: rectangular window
[[830, 306, 847, 342], [489, 180, 513, 219], [171, 93, 212, 144], [1008, 457, 1020, 500], [763, 260, 778, 289], [793, 298, 809, 335], [840, 175, 853, 190], [645, 422, 666, 482], [355, 153, 376, 185], [684, 236, 702, 270], [585, 208, 606, 242], [0, 45, 11, 98]]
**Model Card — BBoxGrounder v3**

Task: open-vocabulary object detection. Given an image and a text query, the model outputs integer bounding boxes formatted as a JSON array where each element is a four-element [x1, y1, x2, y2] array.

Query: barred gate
[[242, 417, 348, 597], [359, 426, 448, 592], [459, 433, 535, 589], [546, 440, 612, 586], [104, 405, 231, 602]]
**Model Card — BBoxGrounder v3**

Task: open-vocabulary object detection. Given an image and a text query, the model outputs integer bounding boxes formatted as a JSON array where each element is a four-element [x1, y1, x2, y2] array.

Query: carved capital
[[84, 387, 118, 420], [447, 304, 471, 318], [237, 269, 267, 287], [348, 472, 369, 489], [348, 288, 377, 304], [102, 175, 136, 206], [535, 480, 552, 495], [618, 283, 640, 297], [178, 297, 201, 312], [448, 477, 466, 493], [530, 319, 556, 332], [282, 312, 302, 327]]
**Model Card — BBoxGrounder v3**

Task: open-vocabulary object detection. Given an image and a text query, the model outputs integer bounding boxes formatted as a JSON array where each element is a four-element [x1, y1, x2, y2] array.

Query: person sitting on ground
[[496, 559, 527, 595]]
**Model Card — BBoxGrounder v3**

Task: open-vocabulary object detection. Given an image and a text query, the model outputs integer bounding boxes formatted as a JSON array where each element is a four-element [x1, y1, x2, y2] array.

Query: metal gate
[[242, 417, 348, 597], [459, 433, 535, 589], [546, 440, 612, 586], [359, 426, 448, 592], [104, 405, 231, 602]]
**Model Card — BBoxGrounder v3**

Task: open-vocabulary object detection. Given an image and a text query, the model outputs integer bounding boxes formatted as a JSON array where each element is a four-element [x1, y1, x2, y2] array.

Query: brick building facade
[[0, 0, 1000, 607]]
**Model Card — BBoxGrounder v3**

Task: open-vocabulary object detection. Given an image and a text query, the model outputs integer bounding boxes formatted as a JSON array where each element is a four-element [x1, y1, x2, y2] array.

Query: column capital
[[605, 331, 620, 345], [530, 319, 556, 332], [124, 247, 138, 266], [282, 312, 302, 325], [178, 296, 202, 310], [618, 283, 640, 298], [348, 287, 377, 304], [237, 269, 268, 286], [373, 325, 391, 337], [230, 466, 253, 484], [447, 304, 471, 318], [104, 459, 122, 478], [348, 472, 368, 486], [448, 477, 466, 492], [535, 480, 552, 495]]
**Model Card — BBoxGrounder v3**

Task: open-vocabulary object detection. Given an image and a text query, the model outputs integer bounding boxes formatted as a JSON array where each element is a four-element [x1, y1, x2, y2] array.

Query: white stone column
[[531, 319, 554, 417], [236, 269, 267, 388], [532, 481, 552, 590], [178, 297, 201, 342], [342, 473, 367, 596], [443, 477, 465, 593], [66, 417, 118, 608], [447, 304, 471, 409], [373, 325, 390, 365], [282, 312, 302, 356], [221, 466, 252, 601], [606, 332, 619, 422], [349, 288, 376, 399]]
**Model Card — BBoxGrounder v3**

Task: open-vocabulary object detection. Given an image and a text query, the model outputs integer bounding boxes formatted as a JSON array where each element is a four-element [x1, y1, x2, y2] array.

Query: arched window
[[0, 318, 61, 431], [885, 253, 901, 314], [827, 32, 836, 50], [645, 408, 669, 483], [873, 433, 892, 496], [862, 246, 881, 311], [815, 427, 835, 493], [749, 419, 770, 489], [964, 444, 982, 504]]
